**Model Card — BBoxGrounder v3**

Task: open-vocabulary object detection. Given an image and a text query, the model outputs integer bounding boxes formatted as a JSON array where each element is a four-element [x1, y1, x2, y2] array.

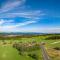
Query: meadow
[[0, 34, 60, 60]]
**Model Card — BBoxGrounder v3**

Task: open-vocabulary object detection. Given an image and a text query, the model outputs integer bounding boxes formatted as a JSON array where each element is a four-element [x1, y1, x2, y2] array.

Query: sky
[[0, 0, 60, 33]]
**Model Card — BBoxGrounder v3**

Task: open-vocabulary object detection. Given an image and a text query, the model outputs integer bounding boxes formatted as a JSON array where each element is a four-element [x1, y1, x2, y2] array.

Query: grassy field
[[0, 41, 43, 60], [0, 34, 60, 60]]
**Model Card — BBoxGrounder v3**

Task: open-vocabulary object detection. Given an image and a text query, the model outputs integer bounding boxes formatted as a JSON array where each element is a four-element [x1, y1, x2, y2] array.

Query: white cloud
[[0, 20, 37, 31], [0, 0, 25, 13], [0, 26, 60, 33], [0, 19, 60, 33], [0, 0, 45, 19], [0, 19, 14, 25], [34, 27, 60, 33], [0, 10, 45, 20], [16, 27, 60, 33], [0, 19, 5, 25]]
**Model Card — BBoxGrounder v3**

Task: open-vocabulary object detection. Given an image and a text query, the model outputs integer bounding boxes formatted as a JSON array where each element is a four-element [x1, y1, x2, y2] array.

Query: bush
[[54, 47, 60, 50], [28, 53, 38, 60]]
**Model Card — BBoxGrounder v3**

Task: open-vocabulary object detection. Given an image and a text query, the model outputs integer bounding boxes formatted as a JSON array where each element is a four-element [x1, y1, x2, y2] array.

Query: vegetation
[[53, 47, 60, 50], [0, 33, 60, 60], [28, 53, 38, 60], [13, 42, 40, 52], [45, 35, 60, 40]]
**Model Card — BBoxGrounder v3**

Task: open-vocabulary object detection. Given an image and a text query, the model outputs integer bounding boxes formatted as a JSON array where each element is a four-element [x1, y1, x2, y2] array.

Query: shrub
[[53, 47, 60, 50], [28, 53, 38, 60]]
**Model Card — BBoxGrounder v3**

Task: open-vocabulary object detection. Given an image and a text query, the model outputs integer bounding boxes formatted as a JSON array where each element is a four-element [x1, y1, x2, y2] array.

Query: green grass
[[0, 45, 35, 60], [0, 40, 43, 60]]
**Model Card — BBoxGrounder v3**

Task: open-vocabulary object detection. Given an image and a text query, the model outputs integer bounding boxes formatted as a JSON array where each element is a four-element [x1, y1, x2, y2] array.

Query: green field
[[0, 34, 60, 60], [0, 41, 43, 60]]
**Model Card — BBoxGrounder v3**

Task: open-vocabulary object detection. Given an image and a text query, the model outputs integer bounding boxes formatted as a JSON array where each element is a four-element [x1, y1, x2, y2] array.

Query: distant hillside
[[0, 32, 41, 35]]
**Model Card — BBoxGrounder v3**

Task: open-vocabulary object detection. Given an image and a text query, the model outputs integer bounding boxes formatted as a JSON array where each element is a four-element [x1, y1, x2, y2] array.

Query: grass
[[0, 40, 43, 60], [0, 44, 35, 60]]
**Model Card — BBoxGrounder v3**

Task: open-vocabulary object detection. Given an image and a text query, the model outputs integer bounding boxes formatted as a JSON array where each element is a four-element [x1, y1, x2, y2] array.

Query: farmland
[[0, 33, 60, 60]]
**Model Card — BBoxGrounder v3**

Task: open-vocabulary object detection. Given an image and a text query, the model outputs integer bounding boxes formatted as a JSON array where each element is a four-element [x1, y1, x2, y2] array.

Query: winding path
[[40, 43, 50, 60]]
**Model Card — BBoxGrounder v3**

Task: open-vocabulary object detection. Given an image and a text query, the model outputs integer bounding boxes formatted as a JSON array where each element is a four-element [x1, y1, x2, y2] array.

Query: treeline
[[45, 35, 60, 40], [0, 35, 40, 40], [0, 34, 60, 40]]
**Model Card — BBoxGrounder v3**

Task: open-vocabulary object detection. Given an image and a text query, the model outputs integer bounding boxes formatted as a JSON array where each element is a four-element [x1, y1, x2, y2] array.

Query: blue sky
[[0, 0, 60, 33]]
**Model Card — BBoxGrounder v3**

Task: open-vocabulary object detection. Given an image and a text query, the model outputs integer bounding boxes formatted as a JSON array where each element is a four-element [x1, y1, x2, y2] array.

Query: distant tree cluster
[[0, 34, 40, 40], [45, 36, 60, 40]]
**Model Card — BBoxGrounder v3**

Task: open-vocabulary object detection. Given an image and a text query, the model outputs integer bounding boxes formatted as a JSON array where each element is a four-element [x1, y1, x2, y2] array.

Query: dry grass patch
[[47, 48, 60, 60]]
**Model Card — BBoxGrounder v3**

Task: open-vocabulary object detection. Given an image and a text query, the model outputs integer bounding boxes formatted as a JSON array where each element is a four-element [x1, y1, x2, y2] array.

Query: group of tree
[[13, 42, 40, 55], [13, 42, 40, 60], [45, 35, 60, 40]]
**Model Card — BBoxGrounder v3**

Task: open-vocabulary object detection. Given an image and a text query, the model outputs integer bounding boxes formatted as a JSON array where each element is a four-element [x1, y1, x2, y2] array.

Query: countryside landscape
[[0, 0, 60, 60], [0, 33, 60, 60]]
